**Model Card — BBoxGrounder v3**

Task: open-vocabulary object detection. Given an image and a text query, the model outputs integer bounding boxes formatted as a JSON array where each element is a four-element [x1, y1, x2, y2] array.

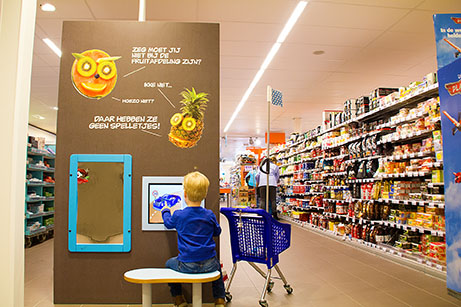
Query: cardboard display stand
[[433, 14, 461, 299], [54, 21, 219, 304]]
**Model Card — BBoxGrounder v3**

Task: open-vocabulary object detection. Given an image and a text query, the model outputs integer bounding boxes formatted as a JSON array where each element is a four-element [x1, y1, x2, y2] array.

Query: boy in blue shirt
[[162, 171, 226, 307]]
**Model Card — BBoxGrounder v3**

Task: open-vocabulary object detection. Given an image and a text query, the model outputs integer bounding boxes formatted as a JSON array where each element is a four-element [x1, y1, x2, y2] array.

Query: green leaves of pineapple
[[179, 88, 209, 120]]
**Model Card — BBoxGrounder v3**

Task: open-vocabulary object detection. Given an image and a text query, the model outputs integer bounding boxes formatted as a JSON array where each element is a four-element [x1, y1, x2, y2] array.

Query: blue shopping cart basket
[[220, 207, 293, 307]]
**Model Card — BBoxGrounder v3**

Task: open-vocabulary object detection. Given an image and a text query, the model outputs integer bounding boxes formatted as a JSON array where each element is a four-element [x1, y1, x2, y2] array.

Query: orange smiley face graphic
[[71, 49, 121, 99]]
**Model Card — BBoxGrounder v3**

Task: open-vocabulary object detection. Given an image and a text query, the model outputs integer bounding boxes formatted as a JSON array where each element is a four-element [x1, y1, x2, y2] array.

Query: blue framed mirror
[[68, 154, 132, 252]]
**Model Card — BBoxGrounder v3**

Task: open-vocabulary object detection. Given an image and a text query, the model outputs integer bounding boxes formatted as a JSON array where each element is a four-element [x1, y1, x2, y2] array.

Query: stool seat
[[124, 268, 221, 307], [124, 268, 221, 284]]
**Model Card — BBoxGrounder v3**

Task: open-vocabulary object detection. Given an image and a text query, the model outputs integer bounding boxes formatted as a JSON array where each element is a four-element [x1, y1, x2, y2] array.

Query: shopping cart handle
[[220, 207, 270, 217]]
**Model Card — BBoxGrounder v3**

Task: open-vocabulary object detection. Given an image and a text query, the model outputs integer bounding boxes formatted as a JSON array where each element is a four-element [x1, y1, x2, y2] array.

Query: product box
[[37, 137, 46, 150], [432, 170, 444, 183], [356, 96, 370, 115], [238, 196, 249, 203], [371, 87, 399, 99], [425, 72, 437, 86], [435, 151, 443, 162]]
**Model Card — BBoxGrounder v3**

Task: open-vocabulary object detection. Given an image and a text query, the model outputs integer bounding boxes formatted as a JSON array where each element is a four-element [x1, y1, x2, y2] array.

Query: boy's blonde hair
[[184, 171, 209, 202]]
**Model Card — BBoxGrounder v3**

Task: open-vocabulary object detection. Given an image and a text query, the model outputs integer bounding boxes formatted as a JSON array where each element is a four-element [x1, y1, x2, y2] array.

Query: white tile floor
[[25, 211, 461, 307]]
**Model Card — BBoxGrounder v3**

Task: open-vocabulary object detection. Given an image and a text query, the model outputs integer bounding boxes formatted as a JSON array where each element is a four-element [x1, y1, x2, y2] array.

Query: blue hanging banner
[[433, 14, 461, 69]]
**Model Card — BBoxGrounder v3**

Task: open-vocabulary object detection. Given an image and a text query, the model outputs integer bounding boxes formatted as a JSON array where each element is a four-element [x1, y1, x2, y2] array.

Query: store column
[[0, 0, 37, 306]]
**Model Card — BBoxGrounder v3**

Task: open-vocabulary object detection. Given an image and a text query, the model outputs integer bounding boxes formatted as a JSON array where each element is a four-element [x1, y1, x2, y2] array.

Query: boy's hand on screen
[[161, 207, 171, 213]]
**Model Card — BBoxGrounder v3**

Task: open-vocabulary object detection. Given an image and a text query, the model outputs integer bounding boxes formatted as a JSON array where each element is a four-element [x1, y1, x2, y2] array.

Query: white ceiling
[[29, 0, 461, 160]]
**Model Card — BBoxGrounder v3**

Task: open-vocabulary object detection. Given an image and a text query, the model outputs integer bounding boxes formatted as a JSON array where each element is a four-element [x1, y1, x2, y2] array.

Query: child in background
[[162, 171, 226, 307]]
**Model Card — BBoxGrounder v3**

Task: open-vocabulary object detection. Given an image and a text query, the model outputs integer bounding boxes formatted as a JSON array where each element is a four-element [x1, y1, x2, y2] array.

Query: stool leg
[[192, 283, 202, 307], [142, 284, 152, 307]]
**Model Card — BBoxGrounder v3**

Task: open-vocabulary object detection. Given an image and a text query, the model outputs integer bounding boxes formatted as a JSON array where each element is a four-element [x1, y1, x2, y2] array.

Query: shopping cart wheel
[[225, 292, 232, 302], [267, 281, 274, 292], [259, 299, 268, 307], [284, 284, 293, 294]]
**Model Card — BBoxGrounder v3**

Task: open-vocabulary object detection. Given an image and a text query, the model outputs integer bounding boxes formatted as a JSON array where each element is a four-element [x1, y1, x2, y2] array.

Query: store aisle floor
[[219, 215, 460, 307], [25, 211, 460, 307]]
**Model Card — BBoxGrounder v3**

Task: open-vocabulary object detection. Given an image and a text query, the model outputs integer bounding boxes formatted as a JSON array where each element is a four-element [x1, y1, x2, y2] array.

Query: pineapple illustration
[[168, 88, 209, 148]]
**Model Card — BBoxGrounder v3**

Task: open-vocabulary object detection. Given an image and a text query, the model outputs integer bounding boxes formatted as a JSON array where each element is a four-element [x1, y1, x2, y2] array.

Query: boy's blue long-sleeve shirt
[[162, 206, 221, 262]]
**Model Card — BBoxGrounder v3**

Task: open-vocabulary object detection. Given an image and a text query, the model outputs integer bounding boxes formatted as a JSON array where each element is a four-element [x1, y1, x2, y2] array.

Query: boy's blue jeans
[[166, 255, 226, 299]]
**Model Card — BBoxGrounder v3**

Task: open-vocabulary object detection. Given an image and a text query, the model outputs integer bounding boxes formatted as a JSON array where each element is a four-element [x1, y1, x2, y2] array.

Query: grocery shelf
[[383, 151, 434, 161], [379, 198, 444, 208], [428, 182, 444, 188], [323, 198, 347, 203], [277, 82, 444, 279], [375, 220, 445, 237], [281, 191, 323, 197], [324, 154, 349, 161], [321, 83, 439, 134], [378, 129, 434, 145], [348, 155, 382, 163], [323, 171, 347, 177], [378, 171, 431, 179], [323, 130, 384, 151], [377, 111, 429, 129], [346, 178, 379, 183], [356, 83, 439, 122], [325, 185, 349, 189], [282, 215, 446, 279]]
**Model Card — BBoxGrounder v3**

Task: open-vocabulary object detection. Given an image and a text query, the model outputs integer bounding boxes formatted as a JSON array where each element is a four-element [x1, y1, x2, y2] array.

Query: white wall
[[0, 0, 36, 306], [28, 125, 56, 144]]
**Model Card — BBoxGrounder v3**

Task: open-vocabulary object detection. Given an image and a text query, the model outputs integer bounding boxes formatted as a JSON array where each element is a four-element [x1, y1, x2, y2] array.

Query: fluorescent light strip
[[277, 1, 307, 43], [43, 38, 62, 57], [223, 1, 307, 133]]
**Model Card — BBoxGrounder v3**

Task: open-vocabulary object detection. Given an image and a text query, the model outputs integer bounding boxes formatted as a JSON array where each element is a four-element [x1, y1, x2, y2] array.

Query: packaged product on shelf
[[428, 242, 446, 262], [434, 215, 446, 231], [432, 169, 444, 183]]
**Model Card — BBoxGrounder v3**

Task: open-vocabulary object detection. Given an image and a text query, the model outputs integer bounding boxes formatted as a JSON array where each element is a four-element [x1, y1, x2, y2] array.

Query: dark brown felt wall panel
[[54, 21, 219, 304]]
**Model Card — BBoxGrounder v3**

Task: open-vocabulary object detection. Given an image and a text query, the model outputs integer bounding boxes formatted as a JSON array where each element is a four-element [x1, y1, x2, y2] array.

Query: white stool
[[124, 268, 221, 307]]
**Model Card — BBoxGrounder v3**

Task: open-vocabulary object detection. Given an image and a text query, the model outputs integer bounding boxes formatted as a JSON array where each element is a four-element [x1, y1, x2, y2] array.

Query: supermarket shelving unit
[[25, 146, 55, 247], [276, 82, 447, 277]]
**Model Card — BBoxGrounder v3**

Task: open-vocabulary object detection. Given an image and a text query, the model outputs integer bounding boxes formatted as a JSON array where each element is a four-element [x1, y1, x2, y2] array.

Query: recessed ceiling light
[[52, 106, 58, 110], [43, 38, 62, 57], [313, 50, 325, 55], [32, 114, 45, 120], [40, 3, 56, 12]]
